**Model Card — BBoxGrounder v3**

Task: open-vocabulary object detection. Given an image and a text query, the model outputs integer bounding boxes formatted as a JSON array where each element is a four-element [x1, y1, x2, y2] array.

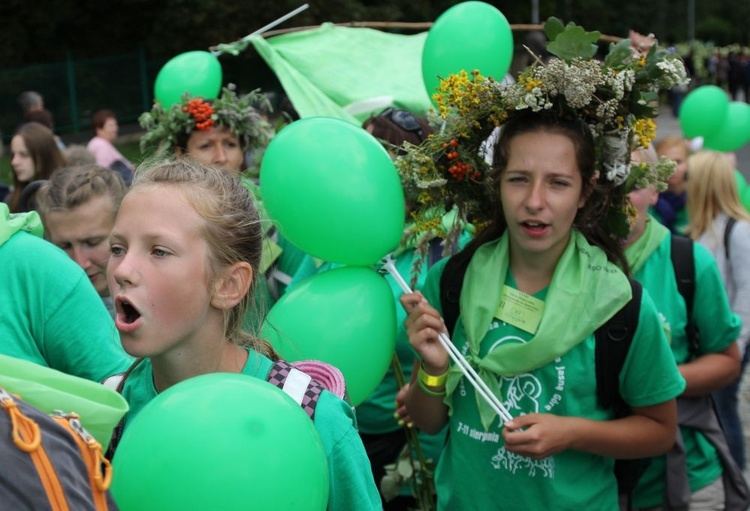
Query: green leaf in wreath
[[546, 22, 602, 62], [640, 47, 673, 79], [629, 90, 659, 118], [604, 39, 635, 68], [543, 17, 565, 42]]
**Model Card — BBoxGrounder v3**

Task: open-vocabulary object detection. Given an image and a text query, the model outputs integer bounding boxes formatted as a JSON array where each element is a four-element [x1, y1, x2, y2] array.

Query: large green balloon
[[154, 51, 222, 108], [262, 266, 396, 406], [735, 170, 748, 196], [679, 85, 730, 139], [111, 374, 328, 511], [260, 117, 405, 266], [422, 2, 514, 99], [742, 186, 750, 213], [703, 101, 750, 152]]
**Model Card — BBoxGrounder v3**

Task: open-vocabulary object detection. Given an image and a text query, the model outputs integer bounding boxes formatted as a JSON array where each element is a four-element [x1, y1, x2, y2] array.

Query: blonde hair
[[686, 151, 750, 238], [131, 158, 277, 359], [37, 164, 126, 220], [655, 135, 689, 158]]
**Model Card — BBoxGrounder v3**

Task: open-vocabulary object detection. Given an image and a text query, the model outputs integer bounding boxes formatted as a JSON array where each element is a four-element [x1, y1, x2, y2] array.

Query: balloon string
[[379, 254, 513, 424], [210, 4, 310, 56]]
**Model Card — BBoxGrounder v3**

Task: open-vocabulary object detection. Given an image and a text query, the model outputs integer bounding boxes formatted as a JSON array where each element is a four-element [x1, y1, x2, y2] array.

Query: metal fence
[[0, 48, 161, 144], [0, 48, 282, 147]]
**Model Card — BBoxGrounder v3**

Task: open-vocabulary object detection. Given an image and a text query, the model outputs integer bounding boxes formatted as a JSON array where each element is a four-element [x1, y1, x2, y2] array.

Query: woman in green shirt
[[399, 110, 685, 510]]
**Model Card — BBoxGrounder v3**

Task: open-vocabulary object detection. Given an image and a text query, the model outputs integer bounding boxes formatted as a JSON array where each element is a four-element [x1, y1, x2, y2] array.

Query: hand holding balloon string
[[380, 253, 513, 424]]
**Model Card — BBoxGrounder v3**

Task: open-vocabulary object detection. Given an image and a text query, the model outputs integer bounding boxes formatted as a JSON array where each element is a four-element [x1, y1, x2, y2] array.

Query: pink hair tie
[[291, 360, 348, 401]]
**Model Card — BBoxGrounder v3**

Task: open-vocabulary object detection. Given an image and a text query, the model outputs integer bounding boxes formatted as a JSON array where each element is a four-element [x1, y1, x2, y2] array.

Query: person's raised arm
[[400, 291, 450, 434]]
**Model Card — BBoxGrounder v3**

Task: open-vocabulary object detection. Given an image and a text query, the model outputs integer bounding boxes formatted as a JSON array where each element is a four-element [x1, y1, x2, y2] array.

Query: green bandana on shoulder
[[0, 203, 43, 247], [624, 215, 669, 275], [445, 229, 632, 429]]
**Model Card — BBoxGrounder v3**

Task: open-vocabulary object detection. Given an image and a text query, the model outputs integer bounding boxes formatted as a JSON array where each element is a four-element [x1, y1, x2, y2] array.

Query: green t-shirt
[[120, 351, 382, 511], [631, 234, 742, 508], [275, 233, 306, 297], [0, 231, 131, 382], [420, 259, 685, 510]]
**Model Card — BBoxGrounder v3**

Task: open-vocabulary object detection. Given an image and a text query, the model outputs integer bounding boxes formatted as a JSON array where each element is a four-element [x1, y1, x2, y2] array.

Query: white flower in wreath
[[600, 131, 632, 185], [604, 162, 631, 185]]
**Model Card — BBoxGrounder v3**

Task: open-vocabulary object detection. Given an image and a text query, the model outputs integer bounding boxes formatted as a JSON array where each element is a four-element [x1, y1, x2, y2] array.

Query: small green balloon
[[422, 2, 514, 100], [260, 117, 405, 266], [154, 51, 223, 108], [742, 186, 750, 213], [679, 85, 730, 139], [702, 102, 750, 152], [263, 266, 397, 406], [111, 374, 329, 511]]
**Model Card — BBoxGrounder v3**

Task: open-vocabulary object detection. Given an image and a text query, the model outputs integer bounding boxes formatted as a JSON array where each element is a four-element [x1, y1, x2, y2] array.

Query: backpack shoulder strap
[[594, 279, 647, 508], [724, 217, 737, 260], [439, 255, 471, 337], [267, 360, 326, 420], [103, 358, 145, 460], [595, 278, 643, 415], [670, 235, 698, 359]]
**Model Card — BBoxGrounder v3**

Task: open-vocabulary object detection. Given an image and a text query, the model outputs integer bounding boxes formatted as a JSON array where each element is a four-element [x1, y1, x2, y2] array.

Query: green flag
[[251, 23, 432, 122]]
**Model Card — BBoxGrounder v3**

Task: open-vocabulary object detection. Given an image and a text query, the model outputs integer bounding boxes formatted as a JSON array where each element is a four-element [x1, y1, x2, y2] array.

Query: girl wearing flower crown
[[139, 86, 306, 305], [394, 18, 694, 508], [399, 111, 684, 510], [107, 158, 381, 510]]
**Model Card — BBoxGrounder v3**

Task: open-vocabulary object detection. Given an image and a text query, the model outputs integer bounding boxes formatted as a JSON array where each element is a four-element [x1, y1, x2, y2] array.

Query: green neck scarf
[[624, 215, 669, 276], [445, 229, 632, 430], [0, 204, 43, 247]]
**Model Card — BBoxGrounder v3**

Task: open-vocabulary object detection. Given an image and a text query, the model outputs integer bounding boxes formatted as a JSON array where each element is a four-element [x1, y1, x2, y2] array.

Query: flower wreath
[[138, 84, 275, 157], [396, 17, 688, 248]]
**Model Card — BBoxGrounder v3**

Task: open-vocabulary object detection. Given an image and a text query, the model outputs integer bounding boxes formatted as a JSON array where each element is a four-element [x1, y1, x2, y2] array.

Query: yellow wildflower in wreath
[[395, 16, 688, 247]]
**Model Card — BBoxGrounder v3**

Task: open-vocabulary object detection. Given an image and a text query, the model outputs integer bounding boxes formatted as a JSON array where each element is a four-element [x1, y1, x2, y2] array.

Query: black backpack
[[670, 235, 697, 359], [437, 252, 654, 506], [0, 388, 118, 511]]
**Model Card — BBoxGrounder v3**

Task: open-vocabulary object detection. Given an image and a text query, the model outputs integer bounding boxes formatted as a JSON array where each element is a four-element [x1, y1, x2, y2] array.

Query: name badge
[[495, 285, 544, 335]]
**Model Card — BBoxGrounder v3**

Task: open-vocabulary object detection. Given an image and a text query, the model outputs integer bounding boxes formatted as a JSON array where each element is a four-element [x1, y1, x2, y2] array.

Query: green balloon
[[735, 170, 748, 196], [743, 187, 750, 213], [703, 101, 750, 152], [111, 374, 328, 511], [263, 267, 397, 406], [260, 117, 405, 266], [422, 2, 514, 99], [154, 51, 222, 108], [679, 85, 730, 139]]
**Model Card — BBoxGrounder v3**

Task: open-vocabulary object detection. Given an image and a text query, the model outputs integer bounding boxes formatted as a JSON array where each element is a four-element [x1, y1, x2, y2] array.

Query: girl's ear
[[579, 174, 597, 208], [211, 262, 253, 310]]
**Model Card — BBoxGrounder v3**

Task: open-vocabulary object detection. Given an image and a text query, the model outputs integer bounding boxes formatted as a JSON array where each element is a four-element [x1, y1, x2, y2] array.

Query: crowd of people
[[2, 21, 750, 511]]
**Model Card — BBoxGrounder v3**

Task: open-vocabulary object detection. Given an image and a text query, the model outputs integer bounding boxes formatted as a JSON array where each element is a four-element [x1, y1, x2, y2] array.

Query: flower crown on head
[[396, 17, 688, 243], [138, 84, 275, 156]]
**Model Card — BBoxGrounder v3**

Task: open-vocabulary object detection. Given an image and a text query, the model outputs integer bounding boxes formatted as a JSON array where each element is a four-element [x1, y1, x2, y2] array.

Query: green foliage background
[[1, 0, 748, 70], [0, 0, 747, 184]]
